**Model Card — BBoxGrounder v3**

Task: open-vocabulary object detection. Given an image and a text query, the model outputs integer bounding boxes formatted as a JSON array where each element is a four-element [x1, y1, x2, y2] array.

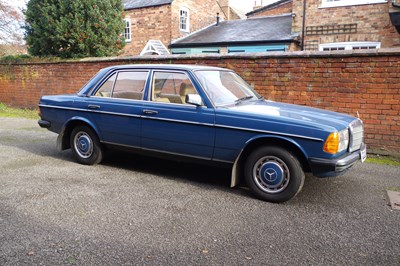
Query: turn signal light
[[324, 132, 339, 154]]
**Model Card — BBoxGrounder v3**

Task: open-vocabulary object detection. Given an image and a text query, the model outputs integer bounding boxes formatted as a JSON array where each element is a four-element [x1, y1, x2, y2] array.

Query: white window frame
[[319, 42, 381, 51], [179, 7, 190, 33], [320, 0, 387, 8], [124, 18, 131, 42]]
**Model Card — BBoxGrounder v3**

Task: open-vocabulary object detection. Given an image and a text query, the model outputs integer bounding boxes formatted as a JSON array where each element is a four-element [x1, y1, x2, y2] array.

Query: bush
[[24, 0, 126, 58]]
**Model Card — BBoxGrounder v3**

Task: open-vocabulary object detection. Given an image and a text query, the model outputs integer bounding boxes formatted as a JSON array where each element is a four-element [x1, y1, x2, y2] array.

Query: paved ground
[[0, 117, 399, 265]]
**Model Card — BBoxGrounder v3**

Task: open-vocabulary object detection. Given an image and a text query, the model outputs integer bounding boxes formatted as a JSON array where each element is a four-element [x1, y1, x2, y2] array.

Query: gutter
[[169, 39, 297, 49], [301, 0, 307, 50], [124, 3, 171, 11]]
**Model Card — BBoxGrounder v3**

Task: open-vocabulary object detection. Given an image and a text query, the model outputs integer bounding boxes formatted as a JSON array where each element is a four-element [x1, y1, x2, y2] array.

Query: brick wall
[[292, 0, 400, 50], [0, 49, 399, 155]]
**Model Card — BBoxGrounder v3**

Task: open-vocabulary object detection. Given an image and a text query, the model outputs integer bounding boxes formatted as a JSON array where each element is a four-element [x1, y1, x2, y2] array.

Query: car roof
[[101, 64, 229, 72]]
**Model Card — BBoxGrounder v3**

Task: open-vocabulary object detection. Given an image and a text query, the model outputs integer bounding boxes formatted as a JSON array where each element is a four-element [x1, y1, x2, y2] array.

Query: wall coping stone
[[1, 48, 399, 66]]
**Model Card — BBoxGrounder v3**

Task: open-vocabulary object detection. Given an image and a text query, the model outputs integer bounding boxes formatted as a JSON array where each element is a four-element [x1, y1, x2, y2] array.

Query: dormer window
[[179, 7, 190, 32]]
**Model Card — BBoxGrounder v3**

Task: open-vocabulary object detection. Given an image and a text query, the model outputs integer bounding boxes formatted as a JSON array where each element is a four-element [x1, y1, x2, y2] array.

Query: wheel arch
[[57, 117, 101, 151], [231, 135, 311, 187]]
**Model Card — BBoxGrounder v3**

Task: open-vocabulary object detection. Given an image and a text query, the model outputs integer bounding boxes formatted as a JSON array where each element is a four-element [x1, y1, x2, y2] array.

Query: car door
[[141, 70, 215, 160], [85, 70, 149, 148]]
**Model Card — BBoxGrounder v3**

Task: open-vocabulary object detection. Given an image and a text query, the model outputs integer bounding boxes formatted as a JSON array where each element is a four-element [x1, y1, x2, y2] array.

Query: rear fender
[[57, 117, 101, 151]]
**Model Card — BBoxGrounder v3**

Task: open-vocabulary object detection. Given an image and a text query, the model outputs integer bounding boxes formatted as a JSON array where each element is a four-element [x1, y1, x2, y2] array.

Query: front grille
[[349, 119, 364, 152]]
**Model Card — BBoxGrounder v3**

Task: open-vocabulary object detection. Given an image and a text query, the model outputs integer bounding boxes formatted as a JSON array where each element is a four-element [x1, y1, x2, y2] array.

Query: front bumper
[[308, 143, 367, 178]]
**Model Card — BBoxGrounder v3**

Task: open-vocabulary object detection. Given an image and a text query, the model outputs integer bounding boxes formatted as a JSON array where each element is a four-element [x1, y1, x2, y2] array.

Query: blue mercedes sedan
[[38, 64, 366, 202]]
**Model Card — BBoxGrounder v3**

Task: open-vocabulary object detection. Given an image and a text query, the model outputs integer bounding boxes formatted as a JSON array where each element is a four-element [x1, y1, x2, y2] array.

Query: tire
[[70, 125, 103, 165], [244, 146, 305, 203]]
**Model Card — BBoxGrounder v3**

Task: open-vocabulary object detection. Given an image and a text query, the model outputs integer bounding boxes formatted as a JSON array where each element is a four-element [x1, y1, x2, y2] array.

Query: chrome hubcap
[[74, 131, 93, 159], [253, 156, 290, 194]]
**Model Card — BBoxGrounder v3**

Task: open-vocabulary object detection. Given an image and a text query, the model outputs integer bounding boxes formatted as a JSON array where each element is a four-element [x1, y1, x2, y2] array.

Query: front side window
[[152, 71, 198, 104], [179, 8, 190, 32], [95, 71, 148, 100], [124, 18, 131, 42], [195, 70, 261, 106]]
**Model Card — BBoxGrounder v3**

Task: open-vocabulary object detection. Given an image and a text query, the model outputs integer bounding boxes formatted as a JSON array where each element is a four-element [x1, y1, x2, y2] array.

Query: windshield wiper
[[235, 96, 254, 105]]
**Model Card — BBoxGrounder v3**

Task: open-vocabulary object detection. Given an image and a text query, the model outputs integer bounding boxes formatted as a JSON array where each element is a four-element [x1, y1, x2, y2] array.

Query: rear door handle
[[88, 104, 100, 110], [143, 109, 158, 115]]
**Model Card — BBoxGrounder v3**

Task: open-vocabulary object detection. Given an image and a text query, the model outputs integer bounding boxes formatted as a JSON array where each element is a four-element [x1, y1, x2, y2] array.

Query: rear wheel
[[244, 146, 304, 203], [70, 125, 103, 165]]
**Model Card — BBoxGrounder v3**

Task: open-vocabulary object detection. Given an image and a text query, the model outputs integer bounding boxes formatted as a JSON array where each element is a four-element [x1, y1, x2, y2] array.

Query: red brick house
[[247, 0, 400, 51], [122, 0, 228, 55]]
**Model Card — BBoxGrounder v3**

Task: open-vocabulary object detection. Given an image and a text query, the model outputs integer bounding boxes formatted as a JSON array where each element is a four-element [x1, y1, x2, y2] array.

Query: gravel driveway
[[1, 117, 399, 265]]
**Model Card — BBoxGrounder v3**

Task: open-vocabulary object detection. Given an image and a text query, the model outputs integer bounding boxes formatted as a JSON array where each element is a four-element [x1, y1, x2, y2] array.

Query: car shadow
[[101, 150, 243, 191]]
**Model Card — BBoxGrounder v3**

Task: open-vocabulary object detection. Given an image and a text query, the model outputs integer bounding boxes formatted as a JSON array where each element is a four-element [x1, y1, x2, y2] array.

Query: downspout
[[170, 4, 172, 52], [301, 0, 307, 50]]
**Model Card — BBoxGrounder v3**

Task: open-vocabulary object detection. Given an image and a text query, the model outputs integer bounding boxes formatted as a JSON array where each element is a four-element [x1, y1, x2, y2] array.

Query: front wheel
[[244, 146, 305, 203], [70, 125, 103, 165]]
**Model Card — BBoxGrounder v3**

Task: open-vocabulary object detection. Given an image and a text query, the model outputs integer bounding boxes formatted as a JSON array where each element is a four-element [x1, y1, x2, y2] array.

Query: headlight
[[324, 129, 349, 154]]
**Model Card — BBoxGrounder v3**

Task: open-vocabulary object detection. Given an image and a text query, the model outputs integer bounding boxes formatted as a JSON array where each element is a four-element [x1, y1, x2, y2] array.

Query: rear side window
[[95, 73, 116, 97], [95, 71, 148, 100]]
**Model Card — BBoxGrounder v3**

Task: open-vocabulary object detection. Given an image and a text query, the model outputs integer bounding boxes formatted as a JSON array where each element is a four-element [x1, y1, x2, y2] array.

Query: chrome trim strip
[[142, 115, 214, 127], [214, 124, 324, 142], [39, 104, 142, 119], [39, 104, 85, 112]]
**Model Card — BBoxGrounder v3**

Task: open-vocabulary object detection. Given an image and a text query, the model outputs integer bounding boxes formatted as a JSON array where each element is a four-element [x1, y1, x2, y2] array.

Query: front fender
[[230, 134, 310, 188]]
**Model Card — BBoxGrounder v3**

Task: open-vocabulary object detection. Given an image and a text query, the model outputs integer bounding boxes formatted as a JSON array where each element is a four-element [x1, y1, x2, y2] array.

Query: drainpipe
[[301, 0, 307, 50]]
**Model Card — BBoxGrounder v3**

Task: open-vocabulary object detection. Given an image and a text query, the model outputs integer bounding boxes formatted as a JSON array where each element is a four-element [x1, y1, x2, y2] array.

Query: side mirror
[[185, 94, 203, 106]]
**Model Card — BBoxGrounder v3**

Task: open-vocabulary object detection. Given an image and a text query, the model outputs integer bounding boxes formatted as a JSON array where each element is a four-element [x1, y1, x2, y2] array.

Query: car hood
[[222, 100, 356, 132]]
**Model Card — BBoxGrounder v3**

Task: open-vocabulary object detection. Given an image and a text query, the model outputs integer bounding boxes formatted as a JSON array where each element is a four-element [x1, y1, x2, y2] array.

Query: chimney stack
[[216, 12, 220, 26]]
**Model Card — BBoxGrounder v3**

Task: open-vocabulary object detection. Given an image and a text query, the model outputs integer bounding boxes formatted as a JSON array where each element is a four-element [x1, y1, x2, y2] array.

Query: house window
[[124, 18, 131, 42], [320, 0, 387, 8], [179, 8, 190, 32], [319, 42, 381, 51]]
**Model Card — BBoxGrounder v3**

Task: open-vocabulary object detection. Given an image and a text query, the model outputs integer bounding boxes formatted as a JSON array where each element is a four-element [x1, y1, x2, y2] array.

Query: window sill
[[319, 0, 387, 8]]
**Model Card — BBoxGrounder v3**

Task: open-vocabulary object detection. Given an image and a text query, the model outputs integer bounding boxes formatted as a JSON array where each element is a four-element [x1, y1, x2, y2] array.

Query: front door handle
[[143, 109, 158, 115]]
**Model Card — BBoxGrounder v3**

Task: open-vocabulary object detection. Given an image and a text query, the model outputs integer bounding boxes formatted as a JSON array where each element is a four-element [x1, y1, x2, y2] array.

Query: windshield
[[194, 70, 261, 106]]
